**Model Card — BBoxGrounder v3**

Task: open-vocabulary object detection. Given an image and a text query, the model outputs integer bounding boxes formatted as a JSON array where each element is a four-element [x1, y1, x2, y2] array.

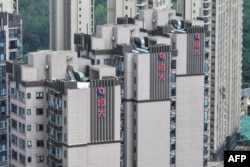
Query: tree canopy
[[19, 0, 49, 54]]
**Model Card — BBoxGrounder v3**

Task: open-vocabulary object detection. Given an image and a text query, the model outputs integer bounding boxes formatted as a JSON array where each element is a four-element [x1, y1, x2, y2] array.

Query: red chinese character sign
[[97, 87, 106, 118], [158, 52, 166, 81], [193, 33, 200, 56]]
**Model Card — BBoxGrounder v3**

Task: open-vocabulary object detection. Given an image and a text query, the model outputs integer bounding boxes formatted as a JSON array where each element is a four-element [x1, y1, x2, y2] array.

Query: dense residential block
[[6, 51, 121, 167], [75, 9, 209, 167]]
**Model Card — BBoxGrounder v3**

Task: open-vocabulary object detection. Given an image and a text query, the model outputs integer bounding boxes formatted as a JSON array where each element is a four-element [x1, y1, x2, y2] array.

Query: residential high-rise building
[[107, 0, 137, 24], [75, 9, 209, 167], [50, 0, 94, 51], [0, 11, 22, 166], [0, 0, 18, 14], [177, 0, 243, 161], [6, 50, 121, 167], [107, 0, 172, 24]]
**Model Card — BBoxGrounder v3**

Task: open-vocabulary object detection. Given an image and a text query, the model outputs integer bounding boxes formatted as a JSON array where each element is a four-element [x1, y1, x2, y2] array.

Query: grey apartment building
[[107, 0, 172, 24], [75, 9, 209, 167], [50, 0, 95, 51], [6, 51, 121, 167], [177, 0, 243, 161], [0, 2, 21, 166]]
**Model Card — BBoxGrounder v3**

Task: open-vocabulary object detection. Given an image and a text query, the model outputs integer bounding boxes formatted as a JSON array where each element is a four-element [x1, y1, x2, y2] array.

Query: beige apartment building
[[107, 0, 172, 24], [0, 1, 21, 165], [6, 51, 121, 167], [75, 9, 209, 167], [177, 0, 243, 161], [50, 0, 94, 51], [0, 0, 18, 13]]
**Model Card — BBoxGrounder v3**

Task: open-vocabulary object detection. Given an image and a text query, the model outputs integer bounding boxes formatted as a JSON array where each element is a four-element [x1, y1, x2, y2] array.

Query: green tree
[[19, 0, 49, 54], [95, 0, 107, 26], [242, 0, 250, 88]]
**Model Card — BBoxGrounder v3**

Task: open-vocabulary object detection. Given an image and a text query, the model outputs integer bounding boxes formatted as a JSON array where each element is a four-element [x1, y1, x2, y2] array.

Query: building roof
[[242, 88, 250, 97]]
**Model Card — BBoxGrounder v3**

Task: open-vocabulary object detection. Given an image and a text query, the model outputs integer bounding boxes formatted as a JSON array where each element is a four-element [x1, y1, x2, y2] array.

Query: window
[[170, 141, 176, 150], [170, 154, 176, 165], [11, 103, 17, 114], [12, 134, 18, 145], [204, 99, 209, 107], [204, 123, 208, 131], [11, 119, 17, 129], [64, 133, 67, 142], [19, 123, 25, 134], [134, 77, 136, 84], [36, 124, 44, 131], [19, 107, 25, 118], [125, 6, 128, 10], [204, 63, 209, 73], [104, 59, 110, 65], [204, 111, 208, 121], [27, 109, 31, 115], [64, 150, 67, 158], [12, 149, 18, 160], [36, 108, 43, 115], [64, 101, 67, 108], [204, 135, 208, 143], [171, 60, 176, 69], [204, 88, 209, 96], [170, 101, 176, 111], [18, 91, 25, 102], [170, 114, 176, 124], [205, 52, 209, 59], [36, 140, 44, 147], [55, 116, 62, 126], [171, 73, 176, 83], [170, 128, 176, 138], [19, 138, 25, 149], [19, 154, 26, 165], [64, 117, 67, 125], [27, 93, 31, 99], [36, 92, 43, 99], [27, 125, 31, 131], [171, 88, 176, 96], [27, 156, 32, 162], [55, 148, 62, 159], [27, 141, 32, 147], [36, 155, 44, 163], [11, 88, 17, 98]]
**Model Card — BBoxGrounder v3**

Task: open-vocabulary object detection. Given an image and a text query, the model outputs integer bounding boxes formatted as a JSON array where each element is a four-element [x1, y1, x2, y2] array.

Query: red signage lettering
[[158, 64, 165, 71], [98, 110, 106, 117], [158, 74, 165, 81], [97, 99, 106, 107]]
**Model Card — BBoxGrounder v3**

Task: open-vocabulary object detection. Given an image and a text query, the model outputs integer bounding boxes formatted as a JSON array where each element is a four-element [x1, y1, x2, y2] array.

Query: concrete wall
[[137, 101, 170, 167], [176, 75, 204, 167]]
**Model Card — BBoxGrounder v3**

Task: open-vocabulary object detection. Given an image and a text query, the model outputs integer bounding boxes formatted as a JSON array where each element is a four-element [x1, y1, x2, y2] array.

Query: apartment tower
[[7, 50, 121, 167], [177, 0, 243, 161], [50, 0, 94, 51], [75, 9, 209, 166], [107, 0, 172, 24], [0, 1, 21, 166]]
